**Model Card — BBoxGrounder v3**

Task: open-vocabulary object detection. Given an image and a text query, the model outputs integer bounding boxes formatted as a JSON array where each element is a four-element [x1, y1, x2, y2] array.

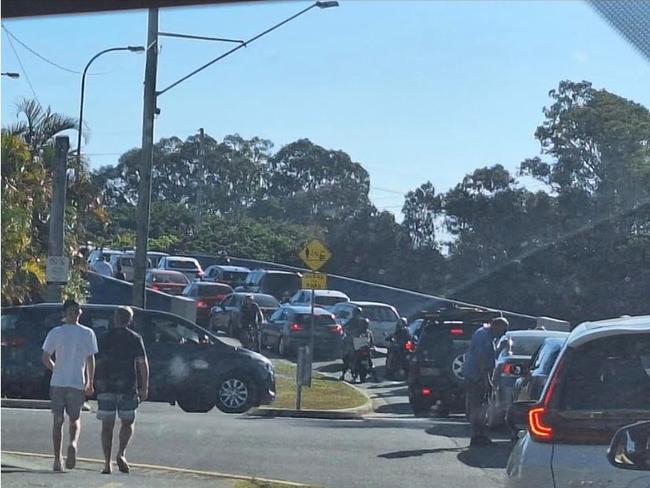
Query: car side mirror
[[607, 421, 650, 471], [506, 400, 536, 432]]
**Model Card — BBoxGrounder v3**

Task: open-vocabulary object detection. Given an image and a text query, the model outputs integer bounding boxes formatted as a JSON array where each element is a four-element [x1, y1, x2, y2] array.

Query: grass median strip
[[235, 481, 324, 488], [268, 359, 367, 410]]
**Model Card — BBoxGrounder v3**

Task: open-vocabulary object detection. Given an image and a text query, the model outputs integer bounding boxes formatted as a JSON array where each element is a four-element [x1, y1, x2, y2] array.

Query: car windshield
[[253, 295, 280, 308], [168, 260, 199, 270], [315, 296, 347, 306], [151, 273, 188, 284], [198, 284, 232, 296], [361, 306, 398, 322]]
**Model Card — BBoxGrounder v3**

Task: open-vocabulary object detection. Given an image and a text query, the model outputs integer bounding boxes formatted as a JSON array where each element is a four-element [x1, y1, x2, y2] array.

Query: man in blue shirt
[[463, 317, 509, 446]]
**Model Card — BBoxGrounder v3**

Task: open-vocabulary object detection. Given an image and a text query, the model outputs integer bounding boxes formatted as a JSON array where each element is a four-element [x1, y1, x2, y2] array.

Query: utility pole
[[133, 8, 159, 309], [194, 127, 205, 224], [45, 136, 70, 302]]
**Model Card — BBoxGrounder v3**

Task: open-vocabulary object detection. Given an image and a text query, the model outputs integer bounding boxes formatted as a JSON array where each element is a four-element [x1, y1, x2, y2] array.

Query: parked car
[[505, 315, 650, 488], [511, 335, 568, 403], [261, 305, 343, 359], [288, 289, 350, 311], [158, 256, 204, 281], [181, 282, 234, 327], [145, 269, 190, 295], [203, 265, 250, 287], [1, 303, 276, 414], [332, 301, 401, 348], [486, 330, 569, 428], [235, 269, 302, 300], [209, 292, 280, 337], [407, 307, 502, 416]]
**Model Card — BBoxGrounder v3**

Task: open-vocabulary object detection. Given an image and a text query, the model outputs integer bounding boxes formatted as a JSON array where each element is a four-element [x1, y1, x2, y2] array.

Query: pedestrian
[[462, 316, 509, 447], [94, 306, 149, 475], [93, 254, 113, 277], [41, 299, 98, 472]]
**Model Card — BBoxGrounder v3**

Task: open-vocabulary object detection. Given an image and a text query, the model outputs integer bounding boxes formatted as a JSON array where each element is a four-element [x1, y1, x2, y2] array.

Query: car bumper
[[505, 433, 554, 488]]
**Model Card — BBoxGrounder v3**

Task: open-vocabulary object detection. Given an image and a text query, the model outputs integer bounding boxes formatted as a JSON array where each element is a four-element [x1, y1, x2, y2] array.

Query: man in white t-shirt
[[93, 255, 114, 277], [42, 299, 98, 472]]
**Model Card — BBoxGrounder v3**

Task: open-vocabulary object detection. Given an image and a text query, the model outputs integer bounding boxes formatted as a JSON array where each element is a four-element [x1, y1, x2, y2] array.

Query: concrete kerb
[[1, 399, 92, 412], [1, 450, 311, 487]]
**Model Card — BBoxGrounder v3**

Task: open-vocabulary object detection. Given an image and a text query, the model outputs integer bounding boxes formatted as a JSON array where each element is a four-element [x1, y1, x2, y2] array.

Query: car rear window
[[198, 284, 233, 296], [361, 306, 398, 322], [152, 272, 188, 284], [296, 314, 336, 326], [263, 274, 301, 294], [558, 333, 650, 411], [120, 257, 135, 267], [222, 271, 248, 283], [500, 335, 549, 357], [168, 260, 199, 270], [253, 295, 280, 308], [315, 296, 348, 306]]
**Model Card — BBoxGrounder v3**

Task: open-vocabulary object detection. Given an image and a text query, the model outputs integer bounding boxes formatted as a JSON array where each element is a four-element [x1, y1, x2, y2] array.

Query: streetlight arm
[[157, 2, 321, 97]]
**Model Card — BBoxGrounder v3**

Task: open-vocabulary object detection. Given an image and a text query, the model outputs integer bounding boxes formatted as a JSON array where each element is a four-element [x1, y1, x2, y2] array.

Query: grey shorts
[[50, 387, 86, 420], [97, 393, 139, 422]]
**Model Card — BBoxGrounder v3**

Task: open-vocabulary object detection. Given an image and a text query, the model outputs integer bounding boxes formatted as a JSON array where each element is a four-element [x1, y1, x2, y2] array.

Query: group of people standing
[[41, 299, 149, 474]]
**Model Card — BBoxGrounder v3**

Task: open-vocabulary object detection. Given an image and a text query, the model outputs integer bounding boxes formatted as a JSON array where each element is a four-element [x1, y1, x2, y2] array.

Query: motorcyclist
[[351, 317, 376, 382], [239, 295, 262, 351], [386, 317, 411, 379], [340, 307, 374, 381], [393, 317, 410, 345]]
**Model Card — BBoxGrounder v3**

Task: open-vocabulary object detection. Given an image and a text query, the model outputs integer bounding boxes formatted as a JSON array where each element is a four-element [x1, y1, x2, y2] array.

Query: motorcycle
[[351, 335, 374, 383], [385, 334, 414, 380]]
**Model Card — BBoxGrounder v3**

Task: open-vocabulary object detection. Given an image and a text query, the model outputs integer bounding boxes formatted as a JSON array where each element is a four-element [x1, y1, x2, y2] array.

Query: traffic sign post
[[302, 272, 327, 290]]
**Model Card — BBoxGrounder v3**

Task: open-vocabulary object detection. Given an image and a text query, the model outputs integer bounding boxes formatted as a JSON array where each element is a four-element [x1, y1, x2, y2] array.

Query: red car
[[145, 270, 189, 295], [182, 282, 234, 326]]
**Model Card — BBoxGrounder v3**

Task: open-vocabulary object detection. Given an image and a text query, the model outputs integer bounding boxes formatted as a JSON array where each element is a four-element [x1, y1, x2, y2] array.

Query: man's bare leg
[[65, 417, 81, 469], [116, 419, 134, 473], [101, 420, 115, 473], [52, 415, 65, 471]]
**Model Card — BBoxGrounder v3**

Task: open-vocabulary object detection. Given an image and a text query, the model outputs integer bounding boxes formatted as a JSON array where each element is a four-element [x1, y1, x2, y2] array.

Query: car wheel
[[214, 374, 256, 414], [176, 389, 214, 413], [451, 353, 465, 382]]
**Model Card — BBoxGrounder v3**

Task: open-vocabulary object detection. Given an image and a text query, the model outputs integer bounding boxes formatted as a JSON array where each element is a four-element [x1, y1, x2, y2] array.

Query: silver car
[[506, 315, 650, 488], [332, 301, 401, 348]]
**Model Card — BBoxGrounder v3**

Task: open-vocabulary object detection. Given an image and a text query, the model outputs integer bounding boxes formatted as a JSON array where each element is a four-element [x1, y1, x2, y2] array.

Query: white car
[[331, 301, 402, 348], [505, 314, 650, 488], [288, 289, 350, 311], [158, 256, 204, 281]]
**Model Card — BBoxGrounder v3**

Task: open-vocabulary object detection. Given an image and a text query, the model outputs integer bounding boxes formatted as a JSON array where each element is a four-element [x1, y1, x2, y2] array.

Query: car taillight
[[330, 324, 343, 334], [290, 323, 302, 332], [421, 387, 432, 396], [503, 363, 512, 375], [151, 284, 160, 291], [197, 300, 208, 308], [528, 406, 553, 440], [503, 363, 522, 375], [1, 336, 26, 347], [450, 328, 464, 336], [404, 340, 415, 352]]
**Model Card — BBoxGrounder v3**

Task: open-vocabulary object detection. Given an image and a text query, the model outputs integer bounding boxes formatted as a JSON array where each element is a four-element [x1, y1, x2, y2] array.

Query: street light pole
[[76, 46, 144, 171], [133, 8, 159, 309], [1, 72, 20, 78]]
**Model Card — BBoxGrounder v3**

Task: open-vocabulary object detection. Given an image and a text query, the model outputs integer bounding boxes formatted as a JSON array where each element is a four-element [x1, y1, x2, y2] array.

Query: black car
[[261, 305, 344, 359], [511, 335, 568, 403], [1, 304, 275, 414], [407, 307, 502, 416], [209, 293, 280, 337], [235, 269, 302, 300]]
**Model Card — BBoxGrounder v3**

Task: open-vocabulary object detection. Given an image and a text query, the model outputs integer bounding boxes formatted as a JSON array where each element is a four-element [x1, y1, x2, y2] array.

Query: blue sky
[[2, 0, 649, 214]]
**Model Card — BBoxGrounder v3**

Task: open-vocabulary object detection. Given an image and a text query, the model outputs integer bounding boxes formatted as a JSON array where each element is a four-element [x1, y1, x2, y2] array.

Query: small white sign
[[46, 256, 70, 283]]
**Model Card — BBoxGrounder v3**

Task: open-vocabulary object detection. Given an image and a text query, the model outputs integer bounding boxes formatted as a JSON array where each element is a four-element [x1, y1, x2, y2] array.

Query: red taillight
[[528, 406, 553, 440], [404, 340, 415, 352], [151, 284, 160, 291], [1, 336, 26, 347], [421, 387, 432, 396], [197, 300, 208, 308], [330, 324, 343, 334], [503, 363, 512, 375], [450, 328, 464, 336], [290, 323, 302, 332]]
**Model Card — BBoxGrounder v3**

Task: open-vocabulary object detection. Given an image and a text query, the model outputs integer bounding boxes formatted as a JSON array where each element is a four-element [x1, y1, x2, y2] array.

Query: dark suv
[[235, 269, 302, 300], [407, 307, 502, 416], [1, 303, 275, 414]]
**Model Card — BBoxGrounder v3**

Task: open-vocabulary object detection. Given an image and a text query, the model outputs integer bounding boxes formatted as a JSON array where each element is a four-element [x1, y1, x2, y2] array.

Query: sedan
[[181, 282, 234, 327], [209, 292, 280, 336], [261, 305, 343, 359], [511, 335, 568, 403], [145, 270, 190, 295], [487, 330, 570, 428]]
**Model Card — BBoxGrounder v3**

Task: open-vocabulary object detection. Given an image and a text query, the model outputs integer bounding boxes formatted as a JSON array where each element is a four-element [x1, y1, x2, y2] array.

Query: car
[[146, 251, 169, 268], [158, 256, 204, 281], [332, 301, 402, 348], [406, 307, 502, 416], [261, 305, 343, 359], [505, 315, 650, 488], [108, 253, 154, 281], [235, 269, 302, 300], [181, 282, 234, 327], [486, 330, 569, 428], [202, 265, 251, 287], [607, 420, 650, 473], [288, 289, 350, 311], [209, 292, 280, 337], [1, 303, 276, 414], [511, 335, 568, 404], [145, 269, 190, 295]]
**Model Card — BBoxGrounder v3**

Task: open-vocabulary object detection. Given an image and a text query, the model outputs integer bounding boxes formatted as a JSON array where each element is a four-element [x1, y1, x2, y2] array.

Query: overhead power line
[[3, 29, 39, 103]]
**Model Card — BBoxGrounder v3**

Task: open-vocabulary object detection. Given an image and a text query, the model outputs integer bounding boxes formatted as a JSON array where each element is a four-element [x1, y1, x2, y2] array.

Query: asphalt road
[[1, 404, 510, 488]]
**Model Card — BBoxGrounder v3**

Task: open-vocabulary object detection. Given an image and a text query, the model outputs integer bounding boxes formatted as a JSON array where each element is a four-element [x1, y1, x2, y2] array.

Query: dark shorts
[[50, 387, 86, 420], [96, 393, 139, 422]]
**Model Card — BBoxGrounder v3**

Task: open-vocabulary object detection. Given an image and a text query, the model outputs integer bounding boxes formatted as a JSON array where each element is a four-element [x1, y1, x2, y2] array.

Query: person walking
[[462, 316, 509, 447], [41, 299, 98, 472], [93, 255, 113, 277], [94, 306, 149, 475]]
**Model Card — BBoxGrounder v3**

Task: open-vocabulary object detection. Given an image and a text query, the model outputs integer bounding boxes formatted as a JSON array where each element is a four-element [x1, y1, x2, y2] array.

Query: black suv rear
[[235, 269, 302, 300], [1, 304, 275, 414], [407, 307, 501, 416]]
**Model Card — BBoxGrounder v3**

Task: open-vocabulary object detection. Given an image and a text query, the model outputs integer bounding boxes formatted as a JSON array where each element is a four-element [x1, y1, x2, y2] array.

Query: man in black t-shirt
[[95, 306, 149, 475]]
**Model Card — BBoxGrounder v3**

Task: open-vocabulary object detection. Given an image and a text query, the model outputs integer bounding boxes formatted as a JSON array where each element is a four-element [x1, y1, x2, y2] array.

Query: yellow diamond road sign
[[302, 272, 327, 290], [299, 239, 332, 271]]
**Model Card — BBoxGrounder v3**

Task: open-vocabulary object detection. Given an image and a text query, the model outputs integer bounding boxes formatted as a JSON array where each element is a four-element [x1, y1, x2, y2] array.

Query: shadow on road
[[425, 422, 472, 439], [457, 441, 512, 469], [374, 402, 413, 415], [378, 447, 463, 459]]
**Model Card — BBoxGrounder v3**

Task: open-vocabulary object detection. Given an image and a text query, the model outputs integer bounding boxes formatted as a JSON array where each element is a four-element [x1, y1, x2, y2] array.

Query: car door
[[263, 308, 288, 348], [211, 294, 232, 331]]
